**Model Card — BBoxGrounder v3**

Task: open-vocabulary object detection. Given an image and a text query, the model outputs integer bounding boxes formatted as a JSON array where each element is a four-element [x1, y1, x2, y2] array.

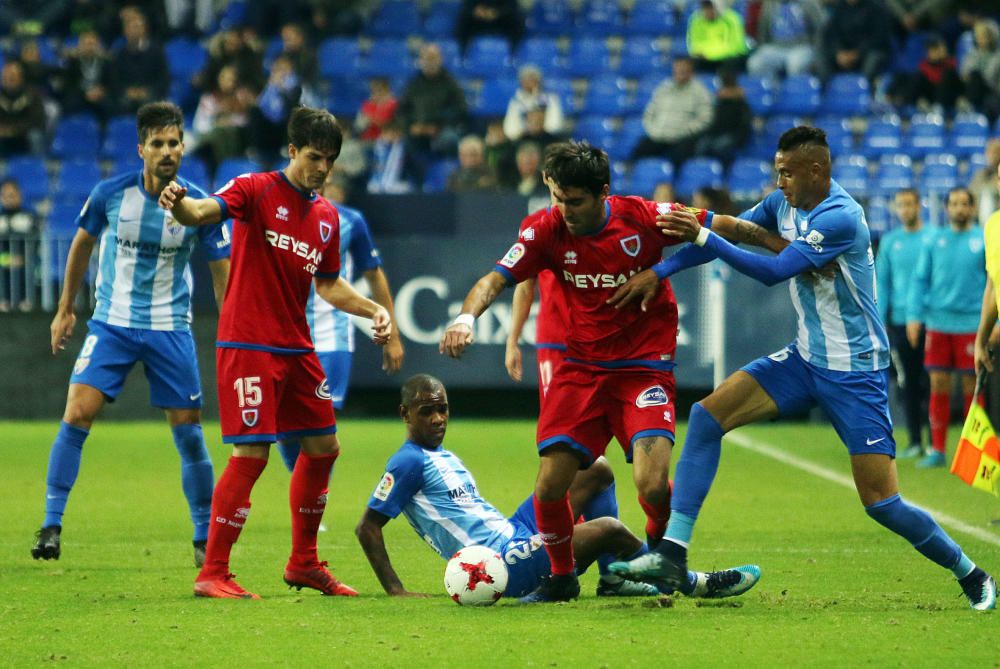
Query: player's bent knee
[[585, 457, 615, 490]]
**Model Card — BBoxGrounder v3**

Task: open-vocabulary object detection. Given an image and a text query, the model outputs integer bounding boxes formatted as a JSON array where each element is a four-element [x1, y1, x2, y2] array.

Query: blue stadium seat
[[5, 156, 49, 206], [873, 154, 914, 197], [576, 0, 625, 36], [423, 159, 458, 193], [562, 38, 613, 78], [433, 39, 463, 72], [950, 112, 990, 158], [904, 113, 946, 158], [635, 73, 667, 108], [367, 0, 421, 37], [610, 160, 628, 188], [164, 37, 208, 83], [111, 155, 142, 177], [676, 157, 724, 196], [920, 153, 959, 194], [618, 116, 646, 159], [864, 197, 892, 240], [581, 76, 630, 117], [100, 115, 136, 160], [54, 160, 102, 203], [472, 77, 518, 118], [325, 76, 369, 117], [772, 75, 821, 116], [832, 154, 869, 198], [627, 0, 681, 37], [762, 115, 804, 147], [893, 31, 931, 74], [526, 0, 574, 35], [573, 116, 617, 151], [628, 158, 674, 198], [462, 37, 513, 78], [215, 158, 262, 190], [822, 74, 871, 117], [727, 158, 772, 201], [956, 30, 975, 70], [318, 38, 362, 79], [861, 115, 902, 158], [814, 115, 855, 155], [738, 74, 775, 116], [618, 37, 666, 78], [424, 2, 461, 37], [359, 39, 413, 78], [514, 37, 562, 71], [736, 132, 775, 162], [51, 114, 101, 160], [180, 155, 212, 190]]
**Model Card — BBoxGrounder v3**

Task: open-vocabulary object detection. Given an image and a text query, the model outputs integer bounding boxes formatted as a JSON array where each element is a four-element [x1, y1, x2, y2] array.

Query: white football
[[444, 545, 508, 606]]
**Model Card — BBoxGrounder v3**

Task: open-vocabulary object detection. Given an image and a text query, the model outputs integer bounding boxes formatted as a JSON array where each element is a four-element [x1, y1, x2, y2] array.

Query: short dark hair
[[777, 126, 828, 153], [948, 186, 974, 205], [895, 187, 920, 201], [543, 141, 609, 196], [287, 106, 343, 155], [136, 101, 185, 144], [401, 374, 445, 406]]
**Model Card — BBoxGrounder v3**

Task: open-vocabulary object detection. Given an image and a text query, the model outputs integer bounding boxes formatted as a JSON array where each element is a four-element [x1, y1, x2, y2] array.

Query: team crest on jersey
[[319, 220, 333, 244], [803, 229, 824, 252], [500, 243, 525, 268], [241, 409, 259, 427], [276, 206, 289, 221], [374, 472, 395, 501], [620, 234, 641, 257], [635, 385, 668, 408], [315, 380, 332, 400], [563, 250, 578, 265], [166, 216, 184, 237]]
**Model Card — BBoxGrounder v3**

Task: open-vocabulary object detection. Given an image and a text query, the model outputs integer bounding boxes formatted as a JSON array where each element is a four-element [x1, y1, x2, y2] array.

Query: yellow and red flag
[[950, 387, 1000, 496]]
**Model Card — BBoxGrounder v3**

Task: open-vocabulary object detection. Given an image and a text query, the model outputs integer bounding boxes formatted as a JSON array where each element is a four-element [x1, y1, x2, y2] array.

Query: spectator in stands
[[196, 27, 265, 95], [885, 0, 952, 39], [447, 134, 498, 192], [0, 178, 39, 313], [304, 0, 375, 38], [59, 29, 114, 124], [330, 122, 368, 194], [455, 0, 525, 54], [277, 22, 319, 90], [397, 42, 468, 185], [0, 60, 47, 156], [244, 0, 308, 39], [819, 0, 892, 85], [653, 182, 677, 204], [959, 18, 1000, 122], [686, 0, 749, 73], [355, 76, 398, 143], [514, 141, 548, 199], [746, 0, 826, 79], [0, 0, 71, 37], [191, 64, 254, 173], [695, 67, 752, 165], [110, 9, 168, 114], [248, 55, 302, 165], [692, 185, 737, 216], [892, 35, 963, 114], [368, 119, 415, 194], [517, 108, 562, 154], [970, 138, 1000, 224], [631, 56, 713, 167], [503, 65, 565, 142], [484, 118, 517, 188], [16, 38, 59, 99]]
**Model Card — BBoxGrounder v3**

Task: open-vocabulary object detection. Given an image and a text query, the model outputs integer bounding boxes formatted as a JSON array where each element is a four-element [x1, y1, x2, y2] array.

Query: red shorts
[[536, 346, 566, 409], [924, 330, 975, 372], [536, 361, 676, 465], [217, 347, 337, 444]]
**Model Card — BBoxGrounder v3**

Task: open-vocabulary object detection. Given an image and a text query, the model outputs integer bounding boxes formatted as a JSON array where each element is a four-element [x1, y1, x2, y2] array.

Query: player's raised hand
[[50, 309, 76, 355], [157, 180, 187, 210], [607, 268, 661, 311], [382, 336, 404, 374], [505, 339, 523, 381], [371, 306, 392, 346], [440, 322, 474, 358], [656, 209, 702, 242]]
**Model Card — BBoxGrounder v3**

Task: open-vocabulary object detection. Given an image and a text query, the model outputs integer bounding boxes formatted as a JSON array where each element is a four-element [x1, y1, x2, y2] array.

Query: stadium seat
[[628, 158, 674, 198], [904, 113, 946, 158], [526, 0, 574, 35], [950, 112, 990, 158], [514, 37, 562, 71], [325, 76, 369, 117], [920, 153, 959, 195], [367, 0, 421, 37], [423, 2, 460, 37], [5, 156, 49, 206], [472, 76, 518, 118], [861, 115, 902, 158], [865, 196, 892, 240], [813, 116, 855, 156], [618, 37, 666, 78], [358, 39, 413, 78], [676, 157, 724, 196], [164, 37, 208, 83], [562, 38, 613, 78], [771, 75, 821, 116], [738, 74, 775, 116], [51, 114, 101, 160], [635, 73, 667, 108], [626, 0, 681, 37], [572, 116, 617, 150], [581, 76, 630, 117], [100, 115, 136, 160], [317, 38, 362, 79], [873, 154, 914, 197], [618, 116, 646, 159], [434, 39, 462, 72], [727, 158, 772, 201], [576, 0, 625, 36], [762, 115, 804, 147], [832, 154, 869, 198], [736, 132, 775, 162], [822, 74, 871, 117], [893, 31, 931, 74], [54, 160, 102, 203], [214, 158, 262, 189], [462, 37, 513, 78], [423, 159, 458, 193], [180, 155, 211, 191]]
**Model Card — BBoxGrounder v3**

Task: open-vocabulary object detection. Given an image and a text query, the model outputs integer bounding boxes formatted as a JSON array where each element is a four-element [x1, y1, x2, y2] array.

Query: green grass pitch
[[3, 418, 998, 667]]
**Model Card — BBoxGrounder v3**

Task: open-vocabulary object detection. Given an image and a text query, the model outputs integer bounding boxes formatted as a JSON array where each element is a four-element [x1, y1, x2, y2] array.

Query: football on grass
[[444, 545, 508, 606]]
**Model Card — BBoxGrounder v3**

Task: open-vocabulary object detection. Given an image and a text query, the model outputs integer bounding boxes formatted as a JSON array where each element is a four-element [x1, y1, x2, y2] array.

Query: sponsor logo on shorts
[[866, 437, 885, 446], [73, 357, 90, 375], [620, 234, 641, 257], [235, 507, 250, 519], [635, 385, 668, 408], [189, 392, 203, 401], [319, 220, 333, 244], [499, 243, 525, 268], [374, 472, 394, 501], [241, 409, 259, 427], [315, 380, 332, 400]]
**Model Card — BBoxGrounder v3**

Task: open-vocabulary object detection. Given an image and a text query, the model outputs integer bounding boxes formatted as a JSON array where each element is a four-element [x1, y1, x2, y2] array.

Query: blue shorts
[[499, 514, 550, 598], [741, 345, 896, 457], [316, 350, 352, 410], [69, 319, 203, 409]]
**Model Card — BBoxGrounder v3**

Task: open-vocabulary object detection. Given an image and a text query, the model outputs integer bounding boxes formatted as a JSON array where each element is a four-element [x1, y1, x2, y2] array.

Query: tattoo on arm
[[735, 219, 788, 254]]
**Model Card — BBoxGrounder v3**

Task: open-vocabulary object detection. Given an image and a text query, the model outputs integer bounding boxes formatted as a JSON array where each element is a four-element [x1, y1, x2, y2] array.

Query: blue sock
[[582, 481, 620, 575], [664, 403, 724, 546], [865, 494, 969, 575], [277, 440, 300, 473], [172, 424, 214, 543], [43, 422, 89, 527]]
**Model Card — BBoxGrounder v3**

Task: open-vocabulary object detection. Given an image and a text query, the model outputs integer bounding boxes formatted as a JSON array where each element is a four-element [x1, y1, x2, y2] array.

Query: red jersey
[[496, 195, 680, 366], [212, 171, 341, 352], [519, 210, 567, 348]]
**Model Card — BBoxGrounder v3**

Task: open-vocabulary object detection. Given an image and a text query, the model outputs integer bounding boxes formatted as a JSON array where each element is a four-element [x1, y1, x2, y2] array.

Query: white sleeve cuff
[[453, 313, 475, 328], [694, 227, 711, 247]]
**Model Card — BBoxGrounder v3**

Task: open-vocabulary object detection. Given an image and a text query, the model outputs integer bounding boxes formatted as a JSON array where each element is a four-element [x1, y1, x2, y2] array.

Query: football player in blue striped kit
[[32, 102, 230, 567], [610, 126, 997, 610]]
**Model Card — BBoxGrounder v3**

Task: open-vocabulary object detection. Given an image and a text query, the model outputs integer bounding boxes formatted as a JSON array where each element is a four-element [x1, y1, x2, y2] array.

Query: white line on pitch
[[725, 431, 1000, 548]]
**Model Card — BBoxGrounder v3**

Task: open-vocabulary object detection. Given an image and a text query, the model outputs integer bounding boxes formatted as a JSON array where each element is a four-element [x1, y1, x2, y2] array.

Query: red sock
[[929, 391, 950, 454], [533, 493, 575, 576], [288, 451, 337, 568], [638, 484, 671, 544], [198, 455, 267, 581]]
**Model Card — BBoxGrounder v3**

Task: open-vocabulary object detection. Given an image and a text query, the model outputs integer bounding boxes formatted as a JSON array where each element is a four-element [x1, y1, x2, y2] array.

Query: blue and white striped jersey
[[78, 170, 230, 331], [741, 180, 890, 372], [367, 441, 517, 559], [305, 203, 382, 352]]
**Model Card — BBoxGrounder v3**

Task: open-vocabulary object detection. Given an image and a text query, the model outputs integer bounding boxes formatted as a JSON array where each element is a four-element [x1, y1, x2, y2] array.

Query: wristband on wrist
[[694, 227, 711, 247], [652, 259, 670, 280], [453, 313, 475, 328]]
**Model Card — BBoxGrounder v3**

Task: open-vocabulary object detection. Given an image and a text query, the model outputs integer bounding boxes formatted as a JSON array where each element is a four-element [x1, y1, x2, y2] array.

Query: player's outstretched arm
[[439, 270, 509, 359], [50, 228, 98, 354], [975, 275, 998, 375], [363, 267, 405, 373], [711, 214, 789, 254], [356, 508, 430, 597], [207, 259, 230, 313], [505, 278, 536, 380], [157, 181, 223, 226], [315, 276, 392, 346]]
